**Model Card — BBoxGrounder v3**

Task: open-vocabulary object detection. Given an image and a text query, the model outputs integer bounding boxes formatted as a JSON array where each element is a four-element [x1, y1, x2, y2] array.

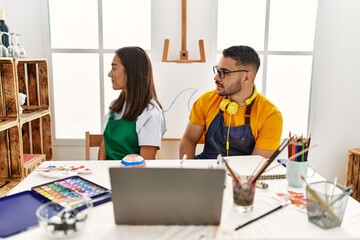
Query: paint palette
[[31, 176, 111, 206], [36, 165, 93, 179]]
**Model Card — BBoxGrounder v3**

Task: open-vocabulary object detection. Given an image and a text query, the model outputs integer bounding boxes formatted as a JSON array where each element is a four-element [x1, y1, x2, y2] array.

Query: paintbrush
[[264, 144, 318, 173], [301, 175, 341, 225], [36, 166, 68, 172], [235, 200, 290, 230], [250, 137, 293, 184], [330, 187, 352, 206], [223, 158, 240, 184]]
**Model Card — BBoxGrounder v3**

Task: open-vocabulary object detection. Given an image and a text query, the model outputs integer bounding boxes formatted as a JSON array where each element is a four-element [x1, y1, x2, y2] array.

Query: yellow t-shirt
[[189, 90, 283, 151]]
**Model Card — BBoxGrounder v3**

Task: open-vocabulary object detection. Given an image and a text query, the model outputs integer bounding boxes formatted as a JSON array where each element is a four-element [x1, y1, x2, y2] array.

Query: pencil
[[288, 144, 318, 161], [288, 131, 292, 158], [305, 134, 311, 161], [262, 144, 318, 174]]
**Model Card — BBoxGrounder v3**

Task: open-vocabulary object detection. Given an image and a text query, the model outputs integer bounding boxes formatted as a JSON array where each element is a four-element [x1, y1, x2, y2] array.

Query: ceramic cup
[[286, 160, 316, 187]]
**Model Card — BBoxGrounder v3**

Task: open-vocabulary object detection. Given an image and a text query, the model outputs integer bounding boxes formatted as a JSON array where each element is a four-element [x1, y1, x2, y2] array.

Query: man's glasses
[[213, 66, 248, 79]]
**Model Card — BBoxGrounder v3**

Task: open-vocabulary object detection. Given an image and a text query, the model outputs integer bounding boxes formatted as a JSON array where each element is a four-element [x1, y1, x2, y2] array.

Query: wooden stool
[[345, 148, 360, 202]]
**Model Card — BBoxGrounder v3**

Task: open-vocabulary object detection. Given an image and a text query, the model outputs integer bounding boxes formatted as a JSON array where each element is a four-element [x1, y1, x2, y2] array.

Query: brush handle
[[235, 202, 289, 230], [330, 188, 352, 206], [306, 186, 341, 225], [251, 138, 292, 183], [223, 159, 240, 184]]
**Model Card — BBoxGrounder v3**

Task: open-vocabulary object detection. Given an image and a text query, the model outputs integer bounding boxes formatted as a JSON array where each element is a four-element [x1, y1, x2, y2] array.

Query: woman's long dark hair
[[109, 46, 162, 120]]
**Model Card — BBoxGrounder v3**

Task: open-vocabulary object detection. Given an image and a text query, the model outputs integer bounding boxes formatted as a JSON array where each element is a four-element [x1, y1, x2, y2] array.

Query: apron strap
[[109, 111, 115, 119], [245, 97, 256, 124]]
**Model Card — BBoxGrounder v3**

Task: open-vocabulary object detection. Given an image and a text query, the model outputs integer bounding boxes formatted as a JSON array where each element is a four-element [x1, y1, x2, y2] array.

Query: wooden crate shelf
[[0, 58, 18, 120], [20, 108, 51, 123], [0, 180, 21, 197], [0, 117, 18, 131], [16, 59, 50, 112], [0, 58, 52, 180], [21, 113, 52, 161], [346, 148, 360, 202], [0, 125, 22, 178], [23, 154, 46, 177]]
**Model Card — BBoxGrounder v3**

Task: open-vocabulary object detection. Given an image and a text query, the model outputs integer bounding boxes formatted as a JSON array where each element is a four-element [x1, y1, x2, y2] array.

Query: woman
[[98, 46, 166, 160]]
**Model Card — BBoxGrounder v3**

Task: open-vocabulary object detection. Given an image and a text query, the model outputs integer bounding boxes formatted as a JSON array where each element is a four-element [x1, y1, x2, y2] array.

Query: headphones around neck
[[219, 86, 258, 115]]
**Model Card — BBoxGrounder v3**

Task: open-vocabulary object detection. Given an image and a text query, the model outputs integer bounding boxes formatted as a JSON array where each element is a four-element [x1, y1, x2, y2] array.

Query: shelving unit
[[0, 58, 52, 195], [346, 149, 360, 202], [0, 125, 21, 179], [23, 154, 46, 177], [0, 58, 19, 181]]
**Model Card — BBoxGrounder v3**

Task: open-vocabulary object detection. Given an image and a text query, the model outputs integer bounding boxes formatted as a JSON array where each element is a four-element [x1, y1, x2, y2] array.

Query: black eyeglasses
[[213, 66, 248, 79]]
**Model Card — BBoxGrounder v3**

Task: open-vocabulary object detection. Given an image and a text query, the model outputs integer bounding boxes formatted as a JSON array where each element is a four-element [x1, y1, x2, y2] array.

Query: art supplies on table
[[222, 157, 269, 189], [230, 191, 292, 231], [273, 191, 307, 211], [235, 201, 290, 230], [31, 176, 111, 205], [256, 181, 269, 189], [224, 138, 292, 187], [288, 132, 312, 162], [249, 138, 293, 183], [224, 155, 287, 180], [0, 191, 48, 238], [0, 176, 111, 238], [277, 158, 287, 167], [303, 179, 352, 229], [35, 165, 92, 178]]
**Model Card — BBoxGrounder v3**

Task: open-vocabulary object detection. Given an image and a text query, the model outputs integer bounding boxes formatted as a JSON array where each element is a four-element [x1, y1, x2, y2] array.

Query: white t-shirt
[[104, 99, 167, 147]]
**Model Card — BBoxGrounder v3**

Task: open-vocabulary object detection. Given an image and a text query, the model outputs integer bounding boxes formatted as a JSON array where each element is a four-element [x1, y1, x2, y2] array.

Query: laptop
[[109, 167, 226, 225]]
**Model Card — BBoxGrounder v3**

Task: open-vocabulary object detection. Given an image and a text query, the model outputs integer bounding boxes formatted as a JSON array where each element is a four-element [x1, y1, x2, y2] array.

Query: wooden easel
[[162, 0, 206, 63]]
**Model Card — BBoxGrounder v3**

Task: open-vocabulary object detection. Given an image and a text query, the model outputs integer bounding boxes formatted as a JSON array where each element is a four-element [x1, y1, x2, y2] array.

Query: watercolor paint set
[[0, 176, 111, 238], [31, 175, 111, 205]]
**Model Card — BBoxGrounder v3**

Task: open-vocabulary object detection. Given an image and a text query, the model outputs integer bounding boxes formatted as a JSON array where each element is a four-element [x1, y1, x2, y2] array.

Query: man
[[179, 45, 282, 159]]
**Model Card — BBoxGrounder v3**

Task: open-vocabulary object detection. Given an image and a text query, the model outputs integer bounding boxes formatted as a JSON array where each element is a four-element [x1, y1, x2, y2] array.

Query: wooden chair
[[156, 138, 182, 159], [85, 131, 103, 160]]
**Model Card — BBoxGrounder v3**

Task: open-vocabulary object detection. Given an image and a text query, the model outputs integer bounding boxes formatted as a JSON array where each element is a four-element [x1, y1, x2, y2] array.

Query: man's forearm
[[179, 139, 196, 159]]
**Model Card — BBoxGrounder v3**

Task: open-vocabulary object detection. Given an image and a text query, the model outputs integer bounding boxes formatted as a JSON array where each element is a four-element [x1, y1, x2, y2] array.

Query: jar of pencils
[[286, 133, 316, 187]]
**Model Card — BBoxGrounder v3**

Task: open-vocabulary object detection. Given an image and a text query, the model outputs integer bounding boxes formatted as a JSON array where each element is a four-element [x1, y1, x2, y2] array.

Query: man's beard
[[216, 80, 241, 97]]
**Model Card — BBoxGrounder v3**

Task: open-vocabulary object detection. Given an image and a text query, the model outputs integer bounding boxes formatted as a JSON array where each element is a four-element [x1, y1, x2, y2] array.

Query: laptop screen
[[109, 167, 226, 225]]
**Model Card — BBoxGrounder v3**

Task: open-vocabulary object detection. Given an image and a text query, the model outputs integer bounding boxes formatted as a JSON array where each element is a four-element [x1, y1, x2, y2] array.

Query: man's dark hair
[[223, 45, 260, 72]]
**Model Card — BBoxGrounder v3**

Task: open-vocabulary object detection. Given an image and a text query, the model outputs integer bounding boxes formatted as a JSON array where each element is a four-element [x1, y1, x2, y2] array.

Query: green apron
[[104, 111, 140, 160]]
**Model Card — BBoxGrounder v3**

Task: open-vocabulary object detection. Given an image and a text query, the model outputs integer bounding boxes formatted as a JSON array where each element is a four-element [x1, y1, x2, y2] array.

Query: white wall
[[1, 0, 360, 183], [309, 0, 360, 183]]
